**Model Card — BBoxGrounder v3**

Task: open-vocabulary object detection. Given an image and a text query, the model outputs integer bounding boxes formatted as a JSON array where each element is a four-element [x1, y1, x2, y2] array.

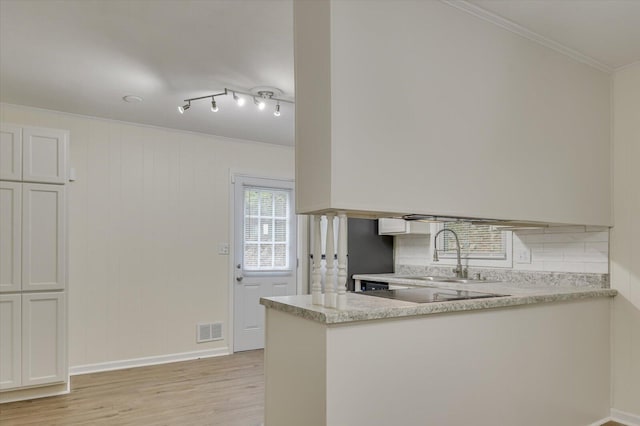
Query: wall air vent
[[197, 322, 223, 343]]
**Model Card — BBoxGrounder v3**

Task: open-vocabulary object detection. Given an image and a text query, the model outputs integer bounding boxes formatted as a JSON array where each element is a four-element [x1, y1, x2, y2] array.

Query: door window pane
[[244, 187, 291, 271], [244, 244, 259, 269], [244, 218, 259, 242]]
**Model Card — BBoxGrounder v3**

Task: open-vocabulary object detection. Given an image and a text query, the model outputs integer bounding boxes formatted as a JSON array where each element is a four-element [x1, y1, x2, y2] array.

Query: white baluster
[[337, 212, 348, 309], [324, 213, 337, 308], [311, 215, 324, 305]]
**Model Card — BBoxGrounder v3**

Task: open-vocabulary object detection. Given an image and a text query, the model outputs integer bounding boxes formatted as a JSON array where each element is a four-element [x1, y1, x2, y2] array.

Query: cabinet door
[[0, 182, 22, 292], [0, 124, 22, 181], [22, 292, 66, 387], [22, 184, 66, 291], [0, 294, 22, 390], [22, 127, 68, 184]]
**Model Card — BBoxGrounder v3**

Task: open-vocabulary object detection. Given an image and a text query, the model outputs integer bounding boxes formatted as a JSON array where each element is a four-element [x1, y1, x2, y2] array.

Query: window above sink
[[432, 222, 513, 268]]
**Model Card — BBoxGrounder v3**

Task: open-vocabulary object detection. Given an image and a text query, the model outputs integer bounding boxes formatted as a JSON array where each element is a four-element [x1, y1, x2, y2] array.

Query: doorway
[[232, 175, 297, 352]]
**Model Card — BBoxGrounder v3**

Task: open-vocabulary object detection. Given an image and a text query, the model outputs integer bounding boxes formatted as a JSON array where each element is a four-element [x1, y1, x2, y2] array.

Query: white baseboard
[[69, 347, 230, 376], [1, 382, 70, 404], [611, 408, 640, 426]]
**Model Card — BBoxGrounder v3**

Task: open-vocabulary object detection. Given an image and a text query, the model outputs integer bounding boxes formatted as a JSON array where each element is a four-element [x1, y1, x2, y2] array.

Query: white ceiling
[[1, 1, 639, 147], [0, 0, 295, 146], [466, 0, 640, 70]]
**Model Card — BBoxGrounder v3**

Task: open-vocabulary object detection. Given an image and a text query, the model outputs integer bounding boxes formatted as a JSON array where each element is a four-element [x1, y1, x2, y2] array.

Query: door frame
[[228, 170, 304, 353]]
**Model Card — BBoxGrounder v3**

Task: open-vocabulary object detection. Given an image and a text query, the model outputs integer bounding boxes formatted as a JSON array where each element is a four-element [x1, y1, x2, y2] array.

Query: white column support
[[311, 215, 324, 306], [337, 212, 348, 309], [324, 213, 337, 308]]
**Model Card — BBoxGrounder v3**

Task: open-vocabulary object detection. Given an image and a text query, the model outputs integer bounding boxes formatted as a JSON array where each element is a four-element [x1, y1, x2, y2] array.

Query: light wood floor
[[0, 350, 264, 426], [0, 351, 628, 426]]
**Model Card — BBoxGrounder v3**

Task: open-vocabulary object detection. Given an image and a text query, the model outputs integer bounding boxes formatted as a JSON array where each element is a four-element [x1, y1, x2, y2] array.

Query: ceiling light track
[[178, 88, 293, 116]]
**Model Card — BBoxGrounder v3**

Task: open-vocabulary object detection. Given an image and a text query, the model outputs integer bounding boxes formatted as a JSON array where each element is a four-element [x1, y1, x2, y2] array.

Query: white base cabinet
[[0, 293, 66, 391], [21, 293, 67, 387], [0, 294, 21, 390]]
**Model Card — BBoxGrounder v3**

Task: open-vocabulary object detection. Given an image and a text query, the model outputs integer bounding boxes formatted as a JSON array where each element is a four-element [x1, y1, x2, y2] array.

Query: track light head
[[254, 96, 266, 110], [178, 103, 190, 114], [233, 91, 245, 107], [211, 99, 218, 112], [274, 103, 281, 117]]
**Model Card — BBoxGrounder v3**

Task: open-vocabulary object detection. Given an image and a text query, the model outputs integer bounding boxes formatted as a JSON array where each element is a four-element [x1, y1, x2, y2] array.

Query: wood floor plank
[[0, 350, 264, 426]]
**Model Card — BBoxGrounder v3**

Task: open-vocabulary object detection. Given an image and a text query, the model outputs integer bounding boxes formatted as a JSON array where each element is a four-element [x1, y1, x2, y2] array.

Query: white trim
[[0, 102, 295, 150], [611, 408, 640, 426], [440, 0, 613, 74], [587, 418, 612, 426], [615, 60, 640, 72], [69, 348, 229, 376], [228, 170, 236, 354], [296, 215, 310, 295], [0, 382, 70, 404]]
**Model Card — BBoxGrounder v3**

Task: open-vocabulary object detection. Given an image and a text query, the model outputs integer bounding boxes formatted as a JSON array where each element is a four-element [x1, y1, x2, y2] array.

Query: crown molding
[[441, 0, 614, 74], [615, 59, 640, 72]]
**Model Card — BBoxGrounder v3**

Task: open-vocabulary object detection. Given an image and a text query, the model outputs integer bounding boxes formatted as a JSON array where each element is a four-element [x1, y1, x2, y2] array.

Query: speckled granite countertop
[[260, 273, 617, 325]]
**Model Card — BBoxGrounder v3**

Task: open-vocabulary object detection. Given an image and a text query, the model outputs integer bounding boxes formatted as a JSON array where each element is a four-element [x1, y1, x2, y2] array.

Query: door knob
[[236, 276, 243, 282]]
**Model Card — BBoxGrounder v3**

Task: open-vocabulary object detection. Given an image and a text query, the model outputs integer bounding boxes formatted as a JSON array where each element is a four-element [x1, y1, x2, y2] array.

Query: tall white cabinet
[[0, 123, 68, 401]]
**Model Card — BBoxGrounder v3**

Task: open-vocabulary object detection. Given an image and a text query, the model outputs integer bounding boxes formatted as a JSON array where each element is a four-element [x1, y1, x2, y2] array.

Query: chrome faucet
[[432, 229, 468, 279]]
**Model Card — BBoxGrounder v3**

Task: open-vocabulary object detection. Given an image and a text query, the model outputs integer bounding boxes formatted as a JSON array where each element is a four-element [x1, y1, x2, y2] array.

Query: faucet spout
[[432, 228, 467, 279]]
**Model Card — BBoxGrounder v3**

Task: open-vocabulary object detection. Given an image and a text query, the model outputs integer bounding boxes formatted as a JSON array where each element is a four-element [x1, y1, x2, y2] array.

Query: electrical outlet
[[218, 243, 229, 255], [516, 247, 531, 264]]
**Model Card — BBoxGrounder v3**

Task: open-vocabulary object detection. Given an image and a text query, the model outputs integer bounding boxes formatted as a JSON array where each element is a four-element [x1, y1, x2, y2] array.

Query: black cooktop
[[360, 287, 507, 303]]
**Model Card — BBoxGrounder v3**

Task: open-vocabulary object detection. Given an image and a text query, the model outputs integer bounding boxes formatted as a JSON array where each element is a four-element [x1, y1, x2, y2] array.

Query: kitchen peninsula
[[261, 277, 616, 426]]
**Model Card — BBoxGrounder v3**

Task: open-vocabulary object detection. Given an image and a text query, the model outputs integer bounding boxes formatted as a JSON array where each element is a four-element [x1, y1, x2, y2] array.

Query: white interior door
[[233, 176, 296, 352]]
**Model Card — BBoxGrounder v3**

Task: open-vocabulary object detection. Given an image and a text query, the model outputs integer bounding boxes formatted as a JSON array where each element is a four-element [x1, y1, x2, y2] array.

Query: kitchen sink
[[360, 287, 507, 304]]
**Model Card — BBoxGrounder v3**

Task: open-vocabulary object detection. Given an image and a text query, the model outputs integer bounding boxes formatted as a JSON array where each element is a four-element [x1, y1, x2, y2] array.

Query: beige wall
[[0, 103, 294, 368], [611, 63, 640, 415], [295, 0, 611, 226], [265, 298, 611, 425]]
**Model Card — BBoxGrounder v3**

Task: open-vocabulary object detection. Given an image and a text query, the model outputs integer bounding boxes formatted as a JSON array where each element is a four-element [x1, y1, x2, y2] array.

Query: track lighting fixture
[[178, 102, 190, 114], [233, 91, 245, 107], [177, 87, 292, 117]]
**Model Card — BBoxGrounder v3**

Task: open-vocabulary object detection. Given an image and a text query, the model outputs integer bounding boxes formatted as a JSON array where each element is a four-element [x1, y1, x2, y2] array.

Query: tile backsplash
[[395, 225, 609, 274]]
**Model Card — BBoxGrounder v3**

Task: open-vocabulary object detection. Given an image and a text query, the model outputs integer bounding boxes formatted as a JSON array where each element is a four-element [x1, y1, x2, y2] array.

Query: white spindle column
[[311, 215, 324, 305], [324, 213, 337, 308], [337, 212, 348, 309]]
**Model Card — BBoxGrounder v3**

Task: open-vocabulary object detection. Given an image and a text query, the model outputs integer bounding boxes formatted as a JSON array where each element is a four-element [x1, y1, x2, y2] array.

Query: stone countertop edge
[[260, 285, 617, 325]]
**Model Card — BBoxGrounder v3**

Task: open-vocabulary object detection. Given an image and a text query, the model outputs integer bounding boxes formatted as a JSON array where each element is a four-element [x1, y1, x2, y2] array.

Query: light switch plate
[[218, 243, 230, 255], [516, 247, 532, 264]]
